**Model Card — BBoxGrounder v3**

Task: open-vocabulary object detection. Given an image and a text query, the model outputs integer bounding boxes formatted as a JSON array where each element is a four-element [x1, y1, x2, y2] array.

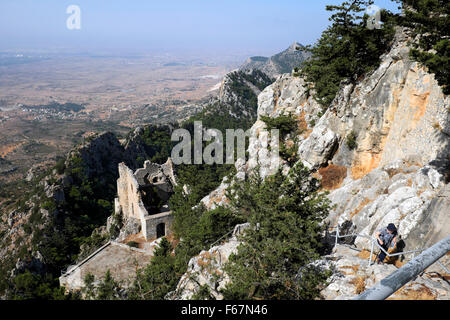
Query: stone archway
[[156, 222, 165, 238]]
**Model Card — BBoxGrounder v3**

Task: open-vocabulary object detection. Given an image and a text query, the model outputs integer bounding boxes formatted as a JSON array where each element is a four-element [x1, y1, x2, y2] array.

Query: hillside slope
[[171, 31, 450, 300], [0, 125, 179, 298]]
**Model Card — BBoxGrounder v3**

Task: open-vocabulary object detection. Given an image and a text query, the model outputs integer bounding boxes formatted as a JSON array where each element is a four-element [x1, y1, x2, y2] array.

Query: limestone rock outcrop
[[168, 223, 250, 300], [298, 124, 339, 170], [239, 30, 449, 250], [179, 30, 449, 300]]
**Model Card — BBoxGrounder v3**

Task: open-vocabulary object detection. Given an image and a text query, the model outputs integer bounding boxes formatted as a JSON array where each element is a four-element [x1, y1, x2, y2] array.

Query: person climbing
[[375, 223, 398, 264]]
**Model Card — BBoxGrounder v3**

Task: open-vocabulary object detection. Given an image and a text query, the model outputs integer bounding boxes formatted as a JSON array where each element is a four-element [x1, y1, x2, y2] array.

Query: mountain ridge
[[239, 42, 311, 78]]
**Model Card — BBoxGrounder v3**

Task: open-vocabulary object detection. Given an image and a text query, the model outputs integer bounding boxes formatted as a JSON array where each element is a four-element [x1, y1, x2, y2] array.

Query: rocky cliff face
[[174, 32, 450, 299]]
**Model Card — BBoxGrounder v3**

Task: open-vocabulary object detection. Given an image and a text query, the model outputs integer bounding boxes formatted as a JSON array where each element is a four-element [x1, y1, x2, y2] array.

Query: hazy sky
[[0, 0, 401, 56]]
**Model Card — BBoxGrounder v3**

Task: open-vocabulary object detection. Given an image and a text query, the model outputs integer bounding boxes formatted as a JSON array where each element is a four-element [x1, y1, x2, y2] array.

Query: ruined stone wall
[[116, 162, 144, 221], [142, 212, 174, 240]]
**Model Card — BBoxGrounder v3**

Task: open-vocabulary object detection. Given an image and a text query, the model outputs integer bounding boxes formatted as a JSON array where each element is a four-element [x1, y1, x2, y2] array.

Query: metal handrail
[[210, 228, 235, 248], [355, 235, 450, 300], [60, 241, 112, 277], [327, 226, 426, 267], [437, 261, 450, 274]]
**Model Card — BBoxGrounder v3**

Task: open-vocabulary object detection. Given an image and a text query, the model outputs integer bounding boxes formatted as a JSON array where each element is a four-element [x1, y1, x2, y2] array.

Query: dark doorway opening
[[156, 223, 165, 238]]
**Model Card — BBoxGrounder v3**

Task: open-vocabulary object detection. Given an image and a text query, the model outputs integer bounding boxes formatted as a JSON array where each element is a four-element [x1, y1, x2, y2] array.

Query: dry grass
[[385, 167, 402, 178], [393, 259, 405, 268], [197, 257, 209, 267], [388, 284, 436, 300], [122, 232, 148, 248], [318, 164, 348, 190], [357, 249, 378, 262], [385, 247, 405, 266], [339, 265, 359, 275], [197, 251, 213, 267], [296, 111, 308, 133], [416, 188, 427, 196], [122, 232, 179, 251], [432, 122, 443, 131], [200, 251, 212, 260], [427, 273, 450, 281], [167, 233, 180, 250], [350, 276, 367, 294], [359, 247, 405, 267]]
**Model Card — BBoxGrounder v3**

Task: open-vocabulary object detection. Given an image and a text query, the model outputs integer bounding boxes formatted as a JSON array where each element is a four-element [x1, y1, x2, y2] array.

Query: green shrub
[[41, 200, 56, 212], [82, 274, 96, 300], [129, 238, 178, 300], [346, 130, 358, 150], [23, 224, 32, 235], [280, 141, 299, 165], [192, 285, 214, 300], [55, 158, 66, 175], [126, 241, 139, 248], [10, 271, 66, 300], [260, 113, 298, 138], [96, 270, 121, 300]]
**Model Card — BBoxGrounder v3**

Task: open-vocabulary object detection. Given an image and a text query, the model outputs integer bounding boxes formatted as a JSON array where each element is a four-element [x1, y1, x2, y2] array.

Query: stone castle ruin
[[115, 158, 177, 240], [60, 159, 178, 292]]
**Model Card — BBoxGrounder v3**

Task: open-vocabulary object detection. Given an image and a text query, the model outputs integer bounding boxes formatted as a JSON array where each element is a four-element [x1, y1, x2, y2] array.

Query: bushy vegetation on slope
[[222, 163, 331, 300], [82, 164, 331, 300], [300, 0, 449, 108]]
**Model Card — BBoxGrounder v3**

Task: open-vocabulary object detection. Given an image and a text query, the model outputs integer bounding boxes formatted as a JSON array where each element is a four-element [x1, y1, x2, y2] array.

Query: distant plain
[[0, 53, 240, 183]]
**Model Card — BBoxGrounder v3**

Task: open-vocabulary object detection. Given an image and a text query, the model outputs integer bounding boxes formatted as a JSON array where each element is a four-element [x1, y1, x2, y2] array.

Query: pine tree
[[96, 270, 121, 300], [169, 182, 244, 275], [222, 163, 331, 300], [400, 0, 449, 94], [82, 273, 96, 300], [301, 0, 396, 108], [130, 237, 178, 300]]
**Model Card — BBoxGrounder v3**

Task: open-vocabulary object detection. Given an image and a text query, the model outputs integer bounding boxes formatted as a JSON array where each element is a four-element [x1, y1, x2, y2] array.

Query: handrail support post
[[334, 226, 339, 249], [368, 240, 375, 267]]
